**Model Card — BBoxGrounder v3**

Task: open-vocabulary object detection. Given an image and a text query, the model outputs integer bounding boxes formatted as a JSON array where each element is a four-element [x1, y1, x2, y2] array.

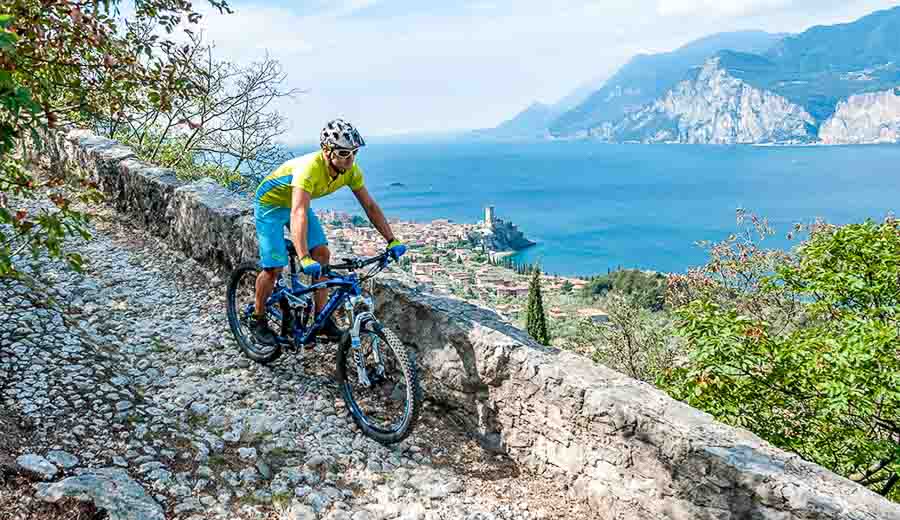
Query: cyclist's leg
[[306, 207, 330, 315], [254, 202, 290, 325]]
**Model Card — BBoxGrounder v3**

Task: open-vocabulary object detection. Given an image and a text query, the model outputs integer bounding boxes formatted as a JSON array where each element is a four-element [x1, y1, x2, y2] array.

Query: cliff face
[[608, 57, 817, 144], [544, 7, 900, 144], [819, 88, 900, 144], [548, 31, 786, 137]]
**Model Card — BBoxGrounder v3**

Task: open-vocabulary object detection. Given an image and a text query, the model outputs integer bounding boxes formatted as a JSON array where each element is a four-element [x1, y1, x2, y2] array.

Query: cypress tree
[[525, 266, 550, 345]]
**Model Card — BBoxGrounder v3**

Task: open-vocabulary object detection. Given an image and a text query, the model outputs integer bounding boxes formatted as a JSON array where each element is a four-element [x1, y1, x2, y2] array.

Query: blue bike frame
[[260, 270, 361, 347], [243, 251, 392, 348]]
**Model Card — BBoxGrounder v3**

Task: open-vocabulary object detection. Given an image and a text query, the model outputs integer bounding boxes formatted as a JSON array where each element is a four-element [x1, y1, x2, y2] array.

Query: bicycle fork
[[349, 311, 386, 388]]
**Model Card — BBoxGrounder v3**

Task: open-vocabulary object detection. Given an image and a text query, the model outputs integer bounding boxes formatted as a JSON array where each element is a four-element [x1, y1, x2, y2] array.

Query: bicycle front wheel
[[337, 323, 421, 444]]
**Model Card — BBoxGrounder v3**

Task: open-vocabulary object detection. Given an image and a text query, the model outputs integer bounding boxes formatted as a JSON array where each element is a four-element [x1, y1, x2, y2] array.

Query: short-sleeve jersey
[[255, 151, 364, 207]]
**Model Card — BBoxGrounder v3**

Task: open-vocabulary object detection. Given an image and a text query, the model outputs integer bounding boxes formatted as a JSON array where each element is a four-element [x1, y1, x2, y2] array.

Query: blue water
[[291, 140, 900, 276]]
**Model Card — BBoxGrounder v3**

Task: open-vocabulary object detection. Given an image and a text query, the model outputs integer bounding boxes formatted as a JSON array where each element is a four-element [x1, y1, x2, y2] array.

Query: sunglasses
[[332, 148, 359, 159]]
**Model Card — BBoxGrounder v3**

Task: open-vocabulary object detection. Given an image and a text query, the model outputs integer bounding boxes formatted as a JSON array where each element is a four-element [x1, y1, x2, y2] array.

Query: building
[[548, 307, 566, 319], [496, 285, 529, 298], [412, 262, 440, 276], [577, 308, 610, 324]]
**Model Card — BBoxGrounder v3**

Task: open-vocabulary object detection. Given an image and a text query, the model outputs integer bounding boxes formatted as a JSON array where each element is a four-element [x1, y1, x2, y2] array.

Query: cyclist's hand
[[386, 239, 407, 260], [300, 255, 322, 278]]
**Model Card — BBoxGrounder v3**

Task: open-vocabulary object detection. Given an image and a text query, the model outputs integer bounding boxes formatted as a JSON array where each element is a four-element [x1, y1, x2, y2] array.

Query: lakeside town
[[316, 206, 611, 343]]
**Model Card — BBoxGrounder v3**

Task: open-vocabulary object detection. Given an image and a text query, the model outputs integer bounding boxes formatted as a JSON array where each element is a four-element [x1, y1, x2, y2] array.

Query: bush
[[0, 0, 232, 277], [572, 293, 680, 382], [662, 213, 900, 500], [582, 269, 666, 310]]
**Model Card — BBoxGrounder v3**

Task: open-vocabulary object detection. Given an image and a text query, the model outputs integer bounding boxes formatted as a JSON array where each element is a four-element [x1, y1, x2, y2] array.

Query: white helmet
[[320, 119, 366, 149]]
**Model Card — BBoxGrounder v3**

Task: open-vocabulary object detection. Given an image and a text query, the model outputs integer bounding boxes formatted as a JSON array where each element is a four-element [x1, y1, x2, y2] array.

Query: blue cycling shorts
[[254, 201, 327, 268]]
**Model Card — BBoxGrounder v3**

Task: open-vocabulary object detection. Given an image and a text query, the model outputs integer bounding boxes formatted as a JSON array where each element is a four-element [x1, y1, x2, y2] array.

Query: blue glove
[[387, 239, 407, 260], [300, 255, 322, 278]]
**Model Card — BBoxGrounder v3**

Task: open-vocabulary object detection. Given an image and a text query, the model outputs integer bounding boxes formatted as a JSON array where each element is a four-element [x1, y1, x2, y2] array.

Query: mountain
[[548, 30, 786, 137], [600, 6, 900, 144], [473, 102, 559, 140], [607, 53, 817, 144], [552, 74, 610, 114], [472, 74, 609, 140]]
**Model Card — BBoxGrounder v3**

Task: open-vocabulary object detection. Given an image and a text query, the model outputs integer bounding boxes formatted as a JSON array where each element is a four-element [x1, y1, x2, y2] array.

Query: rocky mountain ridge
[[489, 7, 900, 145]]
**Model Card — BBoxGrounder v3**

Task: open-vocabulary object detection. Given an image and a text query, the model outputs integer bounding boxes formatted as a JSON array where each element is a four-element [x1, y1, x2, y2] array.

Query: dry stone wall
[[24, 128, 900, 520]]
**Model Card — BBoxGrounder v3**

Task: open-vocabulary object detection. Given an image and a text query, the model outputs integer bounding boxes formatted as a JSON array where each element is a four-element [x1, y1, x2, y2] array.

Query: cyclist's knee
[[310, 245, 330, 264], [259, 267, 282, 284]]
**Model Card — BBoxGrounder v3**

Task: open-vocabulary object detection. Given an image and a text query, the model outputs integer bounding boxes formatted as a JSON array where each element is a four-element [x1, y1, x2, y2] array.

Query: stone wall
[[23, 128, 900, 519]]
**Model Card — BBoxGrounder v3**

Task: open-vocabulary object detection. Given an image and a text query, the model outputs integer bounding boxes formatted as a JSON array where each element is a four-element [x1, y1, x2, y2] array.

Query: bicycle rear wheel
[[226, 261, 283, 364], [336, 324, 421, 444]]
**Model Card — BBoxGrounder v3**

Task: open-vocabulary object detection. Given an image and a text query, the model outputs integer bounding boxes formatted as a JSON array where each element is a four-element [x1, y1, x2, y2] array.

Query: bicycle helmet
[[320, 119, 366, 150]]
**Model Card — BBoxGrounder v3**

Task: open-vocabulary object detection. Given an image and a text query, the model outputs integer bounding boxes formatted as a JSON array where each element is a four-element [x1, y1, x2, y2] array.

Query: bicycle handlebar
[[324, 251, 390, 275]]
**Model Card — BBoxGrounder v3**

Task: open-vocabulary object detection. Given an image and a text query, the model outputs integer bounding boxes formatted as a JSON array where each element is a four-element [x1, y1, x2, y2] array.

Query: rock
[[174, 497, 202, 514], [256, 459, 272, 480], [238, 447, 257, 460], [605, 56, 816, 144], [306, 491, 331, 513], [306, 454, 334, 470], [139, 461, 165, 474], [287, 503, 317, 520], [190, 402, 209, 416], [46, 450, 79, 470], [34, 467, 164, 520], [17, 454, 59, 480]]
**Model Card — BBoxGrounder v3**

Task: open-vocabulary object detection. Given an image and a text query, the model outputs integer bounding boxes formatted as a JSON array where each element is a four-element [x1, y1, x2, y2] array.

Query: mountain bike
[[225, 240, 421, 444]]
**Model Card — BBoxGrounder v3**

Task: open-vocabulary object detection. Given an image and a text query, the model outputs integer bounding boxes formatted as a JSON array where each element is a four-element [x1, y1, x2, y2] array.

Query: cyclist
[[251, 119, 406, 345]]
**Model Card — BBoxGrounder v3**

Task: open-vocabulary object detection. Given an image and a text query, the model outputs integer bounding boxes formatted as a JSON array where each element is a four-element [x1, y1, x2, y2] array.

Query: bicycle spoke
[[343, 330, 411, 433]]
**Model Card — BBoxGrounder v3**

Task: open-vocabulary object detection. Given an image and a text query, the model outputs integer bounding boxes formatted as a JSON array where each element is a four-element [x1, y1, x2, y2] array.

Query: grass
[[271, 491, 292, 509], [186, 414, 208, 429], [149, 337, 172, 353]]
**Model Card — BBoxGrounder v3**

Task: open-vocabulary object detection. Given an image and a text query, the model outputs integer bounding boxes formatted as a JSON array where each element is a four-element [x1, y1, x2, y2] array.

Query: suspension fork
[[350, 312, 382, 387]]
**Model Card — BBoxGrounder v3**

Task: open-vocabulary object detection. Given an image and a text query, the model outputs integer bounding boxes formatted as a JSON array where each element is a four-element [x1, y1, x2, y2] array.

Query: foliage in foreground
[[662, 212, 900, 500], [0, 0, 231, 277]]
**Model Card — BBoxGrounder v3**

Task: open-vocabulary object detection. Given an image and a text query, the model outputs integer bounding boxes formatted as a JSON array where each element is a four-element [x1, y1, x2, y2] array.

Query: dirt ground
[[0, 409, 105, 520]]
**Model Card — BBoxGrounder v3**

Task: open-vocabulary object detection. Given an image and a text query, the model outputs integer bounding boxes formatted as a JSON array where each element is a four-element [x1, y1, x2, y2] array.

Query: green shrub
[[662, 215, 900, 500]]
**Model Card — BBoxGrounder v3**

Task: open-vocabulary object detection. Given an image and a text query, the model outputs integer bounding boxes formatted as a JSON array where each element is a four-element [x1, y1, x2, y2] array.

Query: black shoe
[[250, 319, 278, 346], [317, 316, 345, 341]]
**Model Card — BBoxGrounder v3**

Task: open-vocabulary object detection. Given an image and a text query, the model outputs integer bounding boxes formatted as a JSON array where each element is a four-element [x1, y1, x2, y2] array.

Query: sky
[[186, 0, 900, 144]]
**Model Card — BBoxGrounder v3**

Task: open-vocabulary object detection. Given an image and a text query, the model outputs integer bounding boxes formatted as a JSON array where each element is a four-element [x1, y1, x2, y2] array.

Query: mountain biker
[[251, 119, 407, 345]]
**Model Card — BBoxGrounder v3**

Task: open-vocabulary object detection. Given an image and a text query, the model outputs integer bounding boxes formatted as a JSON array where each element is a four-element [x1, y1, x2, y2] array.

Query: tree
[[350, 215, 370, 228], [525, 267, 550, 345], [662, 213, 900, 501], [108, 40, 299, 189], [561, 280, 573, 294], [1, 0, 231, 277], [582, 270, 666, 310], [572, 293, 679, 382]]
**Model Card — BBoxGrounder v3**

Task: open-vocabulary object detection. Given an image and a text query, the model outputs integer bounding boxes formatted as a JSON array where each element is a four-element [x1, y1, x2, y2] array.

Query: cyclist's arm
[[353, 186, 396, 243], [290, 188, 312, 257]]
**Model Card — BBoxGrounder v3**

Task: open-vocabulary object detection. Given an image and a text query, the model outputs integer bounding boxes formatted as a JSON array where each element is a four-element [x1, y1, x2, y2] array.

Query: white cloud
[[656, 0, 792, 17], [196, 5, 315, 62], [175, 0, 900, 143], [467, 2, 498, 10], [327, 0, 380, 17]]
